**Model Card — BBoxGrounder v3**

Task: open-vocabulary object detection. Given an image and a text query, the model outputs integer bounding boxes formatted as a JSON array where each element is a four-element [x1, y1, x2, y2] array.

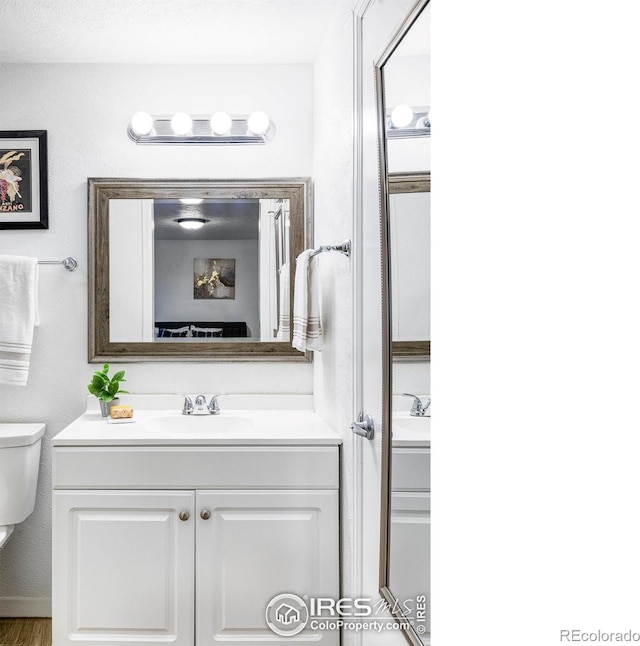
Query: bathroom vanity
[[390, 416, 430, 637], [52, 398, 341, 646]]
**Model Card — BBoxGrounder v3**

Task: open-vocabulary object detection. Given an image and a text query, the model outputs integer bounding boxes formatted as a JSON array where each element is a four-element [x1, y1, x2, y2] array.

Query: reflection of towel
[[276, 262, 290, 341], [292, 250, 322, 352], [0, 255, 39, 386]]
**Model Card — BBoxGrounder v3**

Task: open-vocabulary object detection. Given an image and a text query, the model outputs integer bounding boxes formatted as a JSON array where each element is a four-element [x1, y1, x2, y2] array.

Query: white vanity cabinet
[[390, 444, 430, 634], [52, 441, 340, 646]]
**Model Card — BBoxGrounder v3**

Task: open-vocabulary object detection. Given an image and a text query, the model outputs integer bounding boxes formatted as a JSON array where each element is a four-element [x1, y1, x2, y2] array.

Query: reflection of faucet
[[402, 393, 430, 417], [182, 394, 227, 415]]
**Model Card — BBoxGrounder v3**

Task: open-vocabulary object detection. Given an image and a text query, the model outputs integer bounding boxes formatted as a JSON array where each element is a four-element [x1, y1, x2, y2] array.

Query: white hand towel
[[0, 255, 39, 386], [276, 262, 291, 341], [292, 249, 323, 352]]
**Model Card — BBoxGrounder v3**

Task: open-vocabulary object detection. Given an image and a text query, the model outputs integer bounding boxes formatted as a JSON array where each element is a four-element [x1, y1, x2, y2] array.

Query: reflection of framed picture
[[0, 130, 48, 230], [194, 258, 236, 299]]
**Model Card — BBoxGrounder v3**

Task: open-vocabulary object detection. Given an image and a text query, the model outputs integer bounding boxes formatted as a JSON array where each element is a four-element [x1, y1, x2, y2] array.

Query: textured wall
[[0, 62, 314, 609], [311, 6, 355, 645]]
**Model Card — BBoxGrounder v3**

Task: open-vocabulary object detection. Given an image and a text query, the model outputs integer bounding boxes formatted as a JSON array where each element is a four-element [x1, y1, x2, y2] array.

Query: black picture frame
[[0, 130, 48, 230]]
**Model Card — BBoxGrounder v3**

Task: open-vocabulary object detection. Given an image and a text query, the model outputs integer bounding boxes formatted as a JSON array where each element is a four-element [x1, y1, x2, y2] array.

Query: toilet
[[0, 423, 45, 549]]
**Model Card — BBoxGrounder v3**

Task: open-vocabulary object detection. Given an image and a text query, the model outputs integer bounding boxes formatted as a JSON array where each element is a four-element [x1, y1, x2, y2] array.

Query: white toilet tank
[[0, 423, 45, 526]]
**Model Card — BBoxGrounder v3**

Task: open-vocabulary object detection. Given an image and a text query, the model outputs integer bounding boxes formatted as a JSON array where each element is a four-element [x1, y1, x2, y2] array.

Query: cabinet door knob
[[179, 510, 190, 521], [200, 509, 211, 520]]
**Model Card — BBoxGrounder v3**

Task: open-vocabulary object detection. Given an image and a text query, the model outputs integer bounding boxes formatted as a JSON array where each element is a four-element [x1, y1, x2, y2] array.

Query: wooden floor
[[0, 618, 51, 646]]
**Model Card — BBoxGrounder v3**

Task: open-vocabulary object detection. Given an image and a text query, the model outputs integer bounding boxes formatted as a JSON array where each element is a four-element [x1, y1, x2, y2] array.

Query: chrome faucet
[[182, 394, 226, 415], [194, 395, 208, 414], [402, 393, 430, 417]]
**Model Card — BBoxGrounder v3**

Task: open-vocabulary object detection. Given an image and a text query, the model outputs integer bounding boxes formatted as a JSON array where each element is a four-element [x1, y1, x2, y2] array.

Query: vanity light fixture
[[175, 217, 208, 230], [386, 105, 430, 138], [127, 111, 276, 145], [179, 198, 204, 205]]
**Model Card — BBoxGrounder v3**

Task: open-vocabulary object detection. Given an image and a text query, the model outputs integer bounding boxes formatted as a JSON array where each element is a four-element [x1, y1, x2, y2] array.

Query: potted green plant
[[87, 364, 129, 417]]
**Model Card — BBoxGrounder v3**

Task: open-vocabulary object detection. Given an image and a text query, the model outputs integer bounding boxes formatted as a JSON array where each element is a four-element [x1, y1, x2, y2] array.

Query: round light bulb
[[180, 220, 204, 230], [171, 112, 193, 136], [130, 111, 154, 136], [210, 111, 232, 135], [176, 217, 207, 230], [247, 111, 270, 135], [179, 198, 204, 205], [391, 104, 414, 128]]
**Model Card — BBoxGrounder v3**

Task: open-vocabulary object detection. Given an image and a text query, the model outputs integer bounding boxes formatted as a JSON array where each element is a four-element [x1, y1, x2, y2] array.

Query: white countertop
[[53, 408, 342, 447], [391, 413, 430, 448]]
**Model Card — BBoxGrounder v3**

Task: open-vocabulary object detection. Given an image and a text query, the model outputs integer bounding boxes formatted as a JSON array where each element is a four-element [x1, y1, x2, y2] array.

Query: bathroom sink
[[141, 414, 255, 435], [393, 416, 429, 433], [392, 415, 430, 445]]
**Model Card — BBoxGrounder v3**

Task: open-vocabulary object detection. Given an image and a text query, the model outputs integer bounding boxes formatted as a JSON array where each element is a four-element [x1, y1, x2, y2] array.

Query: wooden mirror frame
[[88, 177, 312, 362]]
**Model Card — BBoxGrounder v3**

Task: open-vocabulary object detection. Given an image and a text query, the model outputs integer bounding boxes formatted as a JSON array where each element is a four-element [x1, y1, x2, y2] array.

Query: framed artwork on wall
[[0, 130, 48, 230], [194, 258, 236, 299]]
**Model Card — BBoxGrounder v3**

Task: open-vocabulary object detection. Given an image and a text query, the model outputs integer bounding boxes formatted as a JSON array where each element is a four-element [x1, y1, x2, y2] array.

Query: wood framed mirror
[[390, 172, 430, 361], [88, 177, 312, 362]]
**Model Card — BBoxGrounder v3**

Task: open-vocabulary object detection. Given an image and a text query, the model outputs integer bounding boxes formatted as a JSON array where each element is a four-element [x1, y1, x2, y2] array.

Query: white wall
[[311, 5, 356, 645], [109, 199, 155, 342], [390, 191, 430, 341], [155, 239, 259, 338], [0, 62, 314, 611]]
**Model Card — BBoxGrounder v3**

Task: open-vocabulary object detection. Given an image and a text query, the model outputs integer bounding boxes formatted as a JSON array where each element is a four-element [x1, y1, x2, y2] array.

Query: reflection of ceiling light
[[175, 217, 208, 230], [179, 198, 204, 205], [391, 104, 414, 128]]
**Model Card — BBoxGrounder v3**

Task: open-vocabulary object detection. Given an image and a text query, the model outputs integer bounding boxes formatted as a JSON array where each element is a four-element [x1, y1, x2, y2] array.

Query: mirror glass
[[378, 1, 430, 644], [389, 174, 430, 360], [89, 178, 310, 362]]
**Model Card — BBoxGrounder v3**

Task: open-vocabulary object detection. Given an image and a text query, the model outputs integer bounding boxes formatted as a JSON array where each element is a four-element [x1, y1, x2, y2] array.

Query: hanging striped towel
[[292, 249, 323, 352], [0, 255, 39, 386], [276, 262, 290, 341]]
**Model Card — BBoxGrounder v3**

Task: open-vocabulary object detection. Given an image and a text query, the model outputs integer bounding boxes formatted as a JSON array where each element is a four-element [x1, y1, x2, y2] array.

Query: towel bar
[[37, 257, 78, 271], [310, 239, 351, 258]]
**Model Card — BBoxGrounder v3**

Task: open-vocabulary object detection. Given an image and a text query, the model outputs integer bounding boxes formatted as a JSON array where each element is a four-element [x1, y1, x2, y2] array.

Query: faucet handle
[[402, 393, 430, 416], [182, 395, 194, 415], [208, 393, 228, 415]]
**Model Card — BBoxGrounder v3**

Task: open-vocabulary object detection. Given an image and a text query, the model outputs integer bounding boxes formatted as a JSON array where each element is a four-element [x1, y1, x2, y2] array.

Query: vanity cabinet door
[[52, 490, 195, 646], [390, 491, 431, 637], [195, 490, 339, 646]]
